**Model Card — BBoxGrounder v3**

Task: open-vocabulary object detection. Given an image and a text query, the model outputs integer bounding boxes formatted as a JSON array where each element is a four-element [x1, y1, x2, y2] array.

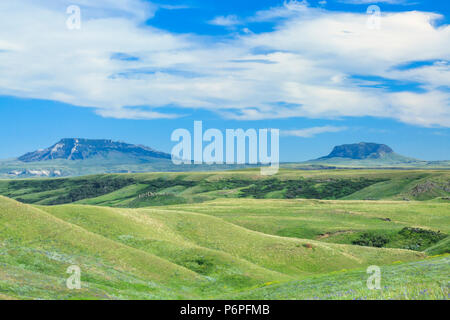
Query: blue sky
[[0, 0, 449, 161]]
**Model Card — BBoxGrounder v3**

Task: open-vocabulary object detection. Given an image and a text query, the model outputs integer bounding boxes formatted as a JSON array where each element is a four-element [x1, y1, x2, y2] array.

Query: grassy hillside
[[0, 169, 448, 300], [425, 238, 450, 256], [223, 255, 449, 300], [0, 196, 204, 299], [161, 198, 449, 252], [2, 195, 445, 300], [39, 204, 425, 277], [0, 170, 448, 207]]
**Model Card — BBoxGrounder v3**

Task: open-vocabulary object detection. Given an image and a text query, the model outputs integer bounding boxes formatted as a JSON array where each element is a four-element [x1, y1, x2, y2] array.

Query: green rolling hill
[[0, 169, 448, 207], [1, 194, 448, 300], [0, 168, 448, 300]]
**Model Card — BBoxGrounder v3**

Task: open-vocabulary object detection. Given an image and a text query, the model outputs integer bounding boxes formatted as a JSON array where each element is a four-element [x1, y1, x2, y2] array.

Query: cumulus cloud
[[283, 126, 348, 138], [208, 15, 242, 27], [0, 0, 448, 126]]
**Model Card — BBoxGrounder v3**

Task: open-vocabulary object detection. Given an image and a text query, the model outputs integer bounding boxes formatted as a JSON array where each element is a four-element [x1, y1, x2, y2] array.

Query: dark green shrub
[[352, 233, 389, 248], [397, 227, 447, 251]]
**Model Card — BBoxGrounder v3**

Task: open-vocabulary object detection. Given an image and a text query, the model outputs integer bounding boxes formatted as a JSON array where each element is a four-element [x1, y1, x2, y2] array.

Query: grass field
[[158, 198, 449, 250], [0, 169, 448, 300], [0, 169, 449, 207]]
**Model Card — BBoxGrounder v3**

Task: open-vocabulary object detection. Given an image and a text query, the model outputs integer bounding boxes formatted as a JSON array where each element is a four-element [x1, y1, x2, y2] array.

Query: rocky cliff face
[[321, 142, 394, 160]]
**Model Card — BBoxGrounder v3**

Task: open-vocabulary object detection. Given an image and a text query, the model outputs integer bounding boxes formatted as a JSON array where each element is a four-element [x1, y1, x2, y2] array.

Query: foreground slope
[[223, 255, 449, 300], [0, 195, 432, 299], [39, 204, 425, 277], [0, 195, 204, 299]]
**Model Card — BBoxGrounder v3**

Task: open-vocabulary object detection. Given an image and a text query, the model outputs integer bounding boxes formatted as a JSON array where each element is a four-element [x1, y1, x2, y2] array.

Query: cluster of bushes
[[397, 227, 447, 251], [4, 175, 384, 204], [286, 179, 382, 199], [199, 178, 252, 193], [139, 178, 196, 193], [239, 179, 285, 199], [129, 193, 187, 207], [238, 178, 382, 200], [49, 178, 137, 204], [55, 177, 198, 205], [6, 179, 67, 194], [351, 228, 447, 251], [352, 233, 390, 248], [9, 176, 200, 205]]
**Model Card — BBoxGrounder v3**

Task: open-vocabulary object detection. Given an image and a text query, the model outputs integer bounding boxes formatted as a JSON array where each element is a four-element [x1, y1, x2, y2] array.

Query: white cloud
[[95, 107, 181, 120], [250, 0, 310, 22], [283, 126, 348, 138], [388, 91, 450, 127], [0, 0, 448, 126], [158, 4, 190, 10], [208, 15, 241, 27]]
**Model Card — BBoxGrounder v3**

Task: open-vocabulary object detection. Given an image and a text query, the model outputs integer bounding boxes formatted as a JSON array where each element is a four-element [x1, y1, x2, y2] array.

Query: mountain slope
[[307, 142, 425, 167], [0, 138, 257, 178], [18, 138, 171, 162], [320, 142, 395, 160], [0, 138, 176, 178]]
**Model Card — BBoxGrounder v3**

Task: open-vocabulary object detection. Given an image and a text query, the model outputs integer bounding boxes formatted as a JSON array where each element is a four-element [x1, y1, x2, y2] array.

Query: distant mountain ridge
[[0, 140, 449, 179], [1, 138, 251, 178], [18, 138, 171, 162]]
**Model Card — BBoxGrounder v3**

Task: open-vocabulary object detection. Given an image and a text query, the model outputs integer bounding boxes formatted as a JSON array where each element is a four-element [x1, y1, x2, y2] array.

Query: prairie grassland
[[161, 198, 449, 249], [0, 170, 449, 207], [223, 255, 449, 300], [0, 193, 448, 300], [0, 169, 448, 300]]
